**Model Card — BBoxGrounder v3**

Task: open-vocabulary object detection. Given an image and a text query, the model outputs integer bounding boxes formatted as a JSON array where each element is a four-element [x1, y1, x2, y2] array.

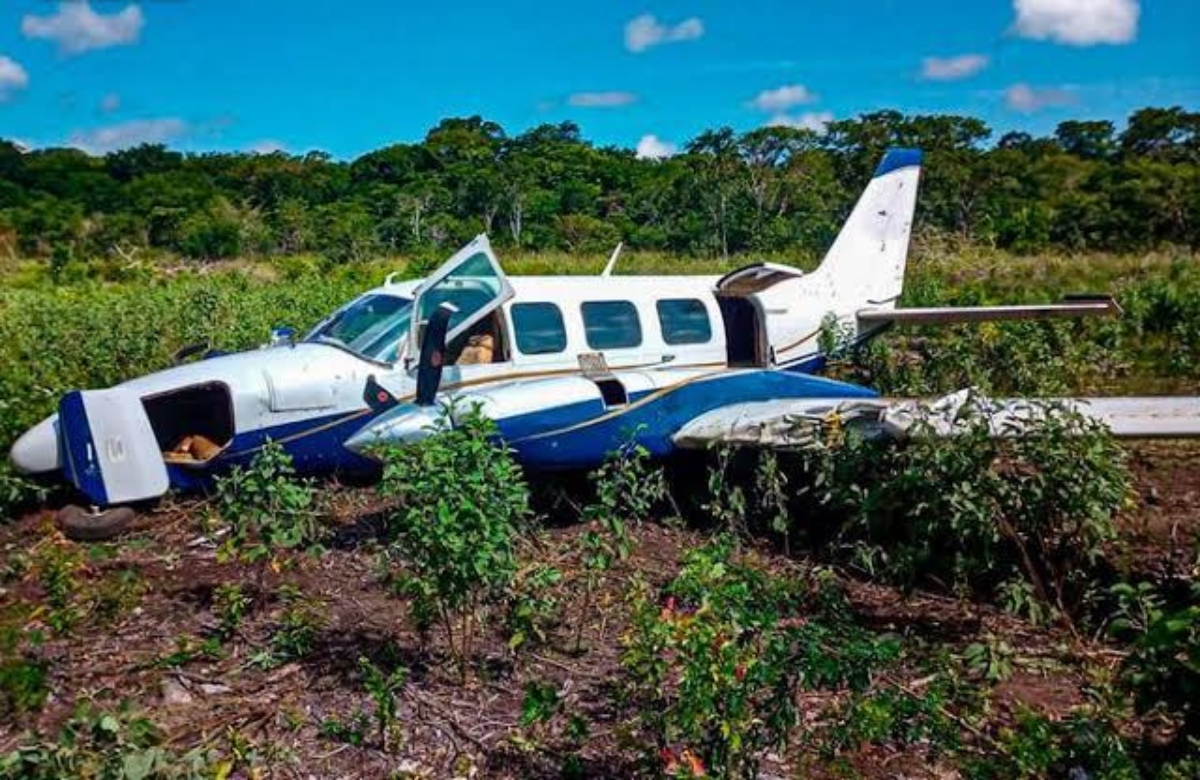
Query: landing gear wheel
[[55, 505, 136, 542]]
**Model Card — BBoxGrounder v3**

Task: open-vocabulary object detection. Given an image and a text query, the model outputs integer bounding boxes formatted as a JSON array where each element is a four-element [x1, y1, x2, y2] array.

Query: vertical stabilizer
[[813, 148, 922, 309]]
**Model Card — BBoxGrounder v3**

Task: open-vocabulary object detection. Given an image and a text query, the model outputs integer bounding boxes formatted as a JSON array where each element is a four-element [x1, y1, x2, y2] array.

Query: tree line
[[1, 106, 1198, 264]]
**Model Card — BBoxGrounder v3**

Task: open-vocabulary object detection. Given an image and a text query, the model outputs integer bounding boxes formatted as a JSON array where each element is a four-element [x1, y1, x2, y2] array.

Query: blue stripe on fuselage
[[496, 369, 875, 470]]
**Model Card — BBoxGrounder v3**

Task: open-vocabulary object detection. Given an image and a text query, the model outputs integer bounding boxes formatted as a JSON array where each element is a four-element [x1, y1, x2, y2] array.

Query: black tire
[[56, 505, 136, 542]]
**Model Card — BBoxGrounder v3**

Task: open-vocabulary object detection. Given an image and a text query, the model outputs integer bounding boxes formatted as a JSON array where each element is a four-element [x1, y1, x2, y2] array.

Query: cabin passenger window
[[582, 301, 643, 350], [657, 299, 712, 345], [512, 303, 567, 355]]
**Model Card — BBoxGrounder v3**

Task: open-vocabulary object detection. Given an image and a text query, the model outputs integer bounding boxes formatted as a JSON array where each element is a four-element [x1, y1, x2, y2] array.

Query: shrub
[[622, 537, 896, 779], [212, 583, 250, 641], [377, 404, 530, 678], [0, 703, 212, 779], [505, 564, 562, 653], [269, 584, 325, 662], [214, 441, 323, 599], [967, 706, 1138, 780], [214, 440, 322, 561], [1121, 584, 1200, 762], [358, 656, 408, 752], [797, 398, 1129, 616]]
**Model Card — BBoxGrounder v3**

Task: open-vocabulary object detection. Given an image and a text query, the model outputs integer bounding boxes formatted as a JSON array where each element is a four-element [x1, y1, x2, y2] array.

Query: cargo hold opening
[[142, 382, 235, 465]]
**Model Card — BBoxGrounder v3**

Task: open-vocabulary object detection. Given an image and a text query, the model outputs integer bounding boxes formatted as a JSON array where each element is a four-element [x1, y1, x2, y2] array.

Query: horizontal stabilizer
[[673, 393, 1200, 450], [857, 296, 1121, 326]]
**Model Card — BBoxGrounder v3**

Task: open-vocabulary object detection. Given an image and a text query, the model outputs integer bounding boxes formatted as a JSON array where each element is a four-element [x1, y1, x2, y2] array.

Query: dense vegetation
[[3, 398, 1197, 777], [2, 107, 1199, 263]]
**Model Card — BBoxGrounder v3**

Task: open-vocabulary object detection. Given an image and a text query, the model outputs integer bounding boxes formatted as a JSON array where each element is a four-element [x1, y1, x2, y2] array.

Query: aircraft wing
[[672, 391, 1200, 451], [856, 296, 1121, 326]]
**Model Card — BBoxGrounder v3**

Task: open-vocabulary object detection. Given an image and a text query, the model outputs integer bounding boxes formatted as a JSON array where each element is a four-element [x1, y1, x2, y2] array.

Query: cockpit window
[[306, 293, 412, 363]]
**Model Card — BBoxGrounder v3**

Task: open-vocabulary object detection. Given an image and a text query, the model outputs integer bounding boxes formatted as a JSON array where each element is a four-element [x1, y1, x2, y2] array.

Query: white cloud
[[636, 134, 677, 160], [0, 56, 30, 101], [248, 139, 287, 154], [22, 2, 145, 56], [625, 14, 704, 53], [921, 54, 989, 81], [766, 111, 834, 133], [68, 117, 187, 153], [1004, 83, 1077, 113], [568, 91, 639, 108], [100, 92, 121, 113], [1013, 0, 1139, 46], [749, 84, 817, 112]]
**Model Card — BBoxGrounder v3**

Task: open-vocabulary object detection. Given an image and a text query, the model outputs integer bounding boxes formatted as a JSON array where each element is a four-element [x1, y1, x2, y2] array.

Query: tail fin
[[814, 148, 922, 309]]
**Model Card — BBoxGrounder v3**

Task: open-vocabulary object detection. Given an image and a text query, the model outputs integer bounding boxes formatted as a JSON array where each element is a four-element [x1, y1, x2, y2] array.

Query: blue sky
[[0, 0, 1196, 158]]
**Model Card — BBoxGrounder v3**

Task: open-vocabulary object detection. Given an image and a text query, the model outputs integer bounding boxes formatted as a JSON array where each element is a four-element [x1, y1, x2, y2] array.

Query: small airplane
[[10, 149, 1200, 532]]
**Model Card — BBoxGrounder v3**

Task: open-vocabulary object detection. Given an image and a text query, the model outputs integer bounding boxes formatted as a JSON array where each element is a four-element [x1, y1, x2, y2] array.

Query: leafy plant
[[963, 635, 1016, 683], [358, 656, 408, 752], [211, 583, 251, 641], [620, 536, 892, 779], [1121, 585, 1200, 760], [797, 398, 1129, 618], [968, 706, 1138, 780], [214, 440, 323, 600], [704, 446, 749, 538], [29, 528, 87, 635], [376, 403, 529, 679], [505, 564, 562, 653], [269, 584, 325, 662], [215, 440, 322, 559], [0, 607, 47, 719], [0, 703, 212, 779]]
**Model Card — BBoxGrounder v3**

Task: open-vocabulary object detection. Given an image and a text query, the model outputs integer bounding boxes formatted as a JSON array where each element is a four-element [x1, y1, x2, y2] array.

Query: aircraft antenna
[[601, 242, 624, 277]]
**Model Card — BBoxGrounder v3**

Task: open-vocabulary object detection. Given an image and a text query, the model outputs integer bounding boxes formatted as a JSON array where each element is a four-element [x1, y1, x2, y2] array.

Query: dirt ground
[[1, 442, 1197, 779]]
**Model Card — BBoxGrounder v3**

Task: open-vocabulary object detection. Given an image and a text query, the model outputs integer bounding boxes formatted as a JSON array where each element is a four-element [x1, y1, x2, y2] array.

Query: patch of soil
[[0, 446, 1195, 778]]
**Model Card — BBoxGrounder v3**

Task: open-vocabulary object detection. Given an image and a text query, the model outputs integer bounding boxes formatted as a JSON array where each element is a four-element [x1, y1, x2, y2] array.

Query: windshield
[[306, 293, 412, 363]]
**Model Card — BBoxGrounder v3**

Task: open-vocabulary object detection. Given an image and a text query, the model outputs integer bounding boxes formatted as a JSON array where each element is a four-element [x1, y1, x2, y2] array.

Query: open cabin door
[[407, 235, 515, 361], [715, 263, 806, 368]]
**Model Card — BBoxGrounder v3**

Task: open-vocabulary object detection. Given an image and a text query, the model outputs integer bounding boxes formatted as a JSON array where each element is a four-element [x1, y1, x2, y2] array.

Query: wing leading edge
[[672, 392, 1200, 451]]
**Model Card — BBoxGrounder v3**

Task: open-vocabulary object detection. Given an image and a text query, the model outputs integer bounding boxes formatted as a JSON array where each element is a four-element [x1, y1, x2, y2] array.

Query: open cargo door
[[58, 389, 170, 506]]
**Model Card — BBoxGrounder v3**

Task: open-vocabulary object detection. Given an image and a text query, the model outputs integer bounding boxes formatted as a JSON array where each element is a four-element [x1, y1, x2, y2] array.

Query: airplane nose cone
[[10, 416, 60, 474]]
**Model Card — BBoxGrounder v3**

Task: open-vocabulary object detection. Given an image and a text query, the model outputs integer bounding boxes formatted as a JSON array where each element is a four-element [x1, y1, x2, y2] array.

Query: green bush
[[1121, 585, 1200, 762], [376, 404, 530, 678], [621, 537, 897, 779], [214, 440, 323, 564], [0, 703, 212, 779], [796, 399, 1129, 616]]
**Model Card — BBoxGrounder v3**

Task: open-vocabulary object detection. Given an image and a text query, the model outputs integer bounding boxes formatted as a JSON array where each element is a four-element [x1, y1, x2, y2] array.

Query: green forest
[[2, 106, 1199, 265]]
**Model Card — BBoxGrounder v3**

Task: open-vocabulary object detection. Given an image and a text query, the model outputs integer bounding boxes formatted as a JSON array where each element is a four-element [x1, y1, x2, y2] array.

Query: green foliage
[[29, 528, 87, 634], [0, 461, 48, 521], [796, 398, 1130, 614], [505, 564, 562, 653], [0, 606, 47, 719], [211, 583, 250, 641], [214, 440, 323, 564], [963, 635, 1016, 683], [704, 447, 749, 538], [622, 537, 896, 779], [1121, 586, 1200, 756], [269, 584, 325, 662], [358, 656, 408, 752], [317, 713, 370, 747], [0, 703, 212, 779], [821, 682, 961, 758], [519, 680, 561, 728], [969, 707, 1138, 780], [377, 404, 530, 677]]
